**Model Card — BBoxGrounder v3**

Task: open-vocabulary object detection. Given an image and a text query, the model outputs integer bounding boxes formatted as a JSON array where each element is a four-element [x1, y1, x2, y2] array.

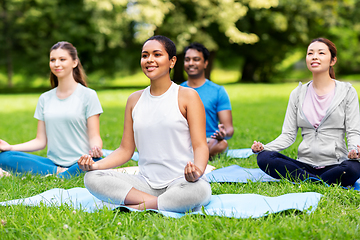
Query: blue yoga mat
[[206, 165, 278, 183], [352, 179, 360, 191], [0, 188, 321, 219], [102, 148, 253, 161]]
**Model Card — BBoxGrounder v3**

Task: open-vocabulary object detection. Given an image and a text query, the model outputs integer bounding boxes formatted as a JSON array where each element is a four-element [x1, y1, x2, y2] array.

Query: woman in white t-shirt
[[78, 35, 211, 213], [0, 41, 103, 178], [251, 38, 360, 187]]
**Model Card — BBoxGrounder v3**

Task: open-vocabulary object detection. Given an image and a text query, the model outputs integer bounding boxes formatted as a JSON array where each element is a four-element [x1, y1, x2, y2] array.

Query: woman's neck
[[312, 72, 335, 96], [56, 76, 79, 99], [149, 76, 172, 96]]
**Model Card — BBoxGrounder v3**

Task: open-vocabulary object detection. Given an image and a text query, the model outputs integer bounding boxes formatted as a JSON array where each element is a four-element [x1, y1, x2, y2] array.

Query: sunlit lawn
[[0, 81, 360, 239]]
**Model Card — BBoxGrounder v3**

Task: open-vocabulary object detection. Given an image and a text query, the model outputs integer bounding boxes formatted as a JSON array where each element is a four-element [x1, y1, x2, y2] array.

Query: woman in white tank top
[[78, 35, 211, 212]]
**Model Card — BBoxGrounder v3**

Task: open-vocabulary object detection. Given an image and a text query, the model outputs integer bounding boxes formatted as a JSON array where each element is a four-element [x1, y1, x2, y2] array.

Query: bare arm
[[212, 110, 234, 140], [179, 87, 208, 182], [78, 91, 142, 171], [87, 114, 103, 158], [0, 120, 47, 152]]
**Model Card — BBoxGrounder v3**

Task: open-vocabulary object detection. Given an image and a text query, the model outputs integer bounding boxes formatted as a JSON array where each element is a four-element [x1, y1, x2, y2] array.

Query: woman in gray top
[[251, 38, 360, 187]]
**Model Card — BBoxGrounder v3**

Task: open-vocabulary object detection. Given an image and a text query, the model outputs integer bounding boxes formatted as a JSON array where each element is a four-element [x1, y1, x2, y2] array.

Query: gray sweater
[[264, 80, 360, 167]]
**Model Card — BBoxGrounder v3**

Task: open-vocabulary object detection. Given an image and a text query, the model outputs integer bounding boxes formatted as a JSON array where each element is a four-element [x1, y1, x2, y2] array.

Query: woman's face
[[140, 40, 176, 81], [306, 41, 336, 75], [49, 49, 78, 79]]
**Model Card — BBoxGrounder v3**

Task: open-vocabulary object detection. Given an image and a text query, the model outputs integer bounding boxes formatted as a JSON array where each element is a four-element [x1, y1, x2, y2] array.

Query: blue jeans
[[0, 151, 100, 179], [257, 151, 360, 187]]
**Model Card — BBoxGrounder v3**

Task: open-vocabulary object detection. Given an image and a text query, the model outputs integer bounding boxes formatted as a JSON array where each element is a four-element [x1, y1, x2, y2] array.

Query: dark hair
[[184, 42, 210, 62], [310, 38, 337, 79], [144, 35, 176, 60], [49, 41, 87, 88]]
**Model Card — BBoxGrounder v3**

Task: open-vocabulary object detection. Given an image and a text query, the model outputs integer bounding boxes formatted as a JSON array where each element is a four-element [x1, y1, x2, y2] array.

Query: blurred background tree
[[0, 0, 359, 87]]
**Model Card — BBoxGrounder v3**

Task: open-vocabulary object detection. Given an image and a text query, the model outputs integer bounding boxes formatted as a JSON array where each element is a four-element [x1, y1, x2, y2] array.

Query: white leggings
[[84, 170, 212, 213]]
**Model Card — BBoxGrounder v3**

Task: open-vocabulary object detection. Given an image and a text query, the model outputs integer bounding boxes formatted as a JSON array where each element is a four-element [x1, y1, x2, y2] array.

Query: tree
[[234, 0, 343, 82], [0, 0, 98, 87], [153, 0, 279, 83]]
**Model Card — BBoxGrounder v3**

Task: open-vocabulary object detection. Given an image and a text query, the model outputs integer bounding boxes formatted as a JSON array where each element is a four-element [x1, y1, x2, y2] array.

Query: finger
[[185, 162, 195, 181], [78, 155, 87, 164], [189, 162, 199, 181], [93, 146, 99, 154], [348, 150, 356, 159], [184, 164, 189, 175]]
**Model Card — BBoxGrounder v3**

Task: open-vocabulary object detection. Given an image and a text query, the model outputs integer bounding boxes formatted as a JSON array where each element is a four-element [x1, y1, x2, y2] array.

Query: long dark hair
[[310, 38, 337, 79], [49, 41, 87, 88]]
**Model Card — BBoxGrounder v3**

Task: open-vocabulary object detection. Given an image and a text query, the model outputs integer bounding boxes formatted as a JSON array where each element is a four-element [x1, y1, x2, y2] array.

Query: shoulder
[[39, 88, 56, 100], [204, 79, 220, 88], [179, 85, 200, 99], [335, 79, 352, 89], [204, 80, 227, 94], [77, 84, 98, 97], [290, 81, 307, 97], [334, 80, 357, 97], [127, 89, 145, 108]]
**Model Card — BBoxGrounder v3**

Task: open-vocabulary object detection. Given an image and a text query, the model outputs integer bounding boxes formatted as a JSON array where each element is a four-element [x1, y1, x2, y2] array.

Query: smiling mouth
[[187, 67, 197, 71], [146, 66, 158, 70]]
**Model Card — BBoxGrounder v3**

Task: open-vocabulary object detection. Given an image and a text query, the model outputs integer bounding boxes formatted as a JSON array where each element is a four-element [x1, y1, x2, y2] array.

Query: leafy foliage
[[2, 0, 360, 85]]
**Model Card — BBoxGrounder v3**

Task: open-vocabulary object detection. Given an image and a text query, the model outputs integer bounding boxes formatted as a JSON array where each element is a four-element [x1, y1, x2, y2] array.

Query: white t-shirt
[[34, 83, 103, 166]]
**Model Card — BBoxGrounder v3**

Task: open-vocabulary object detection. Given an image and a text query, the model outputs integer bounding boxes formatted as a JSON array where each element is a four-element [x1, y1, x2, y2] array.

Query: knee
[[159, 180, 212, 212], [193, 180, 212, 204], [341, 161, 360, 176], [209, 139, 228, 157], [217, 140, 228, 151], [84, 171, 100, 190], [257, 151, 271, 170], [0, 151, 15, 161]]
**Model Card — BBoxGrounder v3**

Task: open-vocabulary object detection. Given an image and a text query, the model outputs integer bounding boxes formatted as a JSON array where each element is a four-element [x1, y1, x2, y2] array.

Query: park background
[[2, 0, 360, 89], [1, 0, 360, 239]]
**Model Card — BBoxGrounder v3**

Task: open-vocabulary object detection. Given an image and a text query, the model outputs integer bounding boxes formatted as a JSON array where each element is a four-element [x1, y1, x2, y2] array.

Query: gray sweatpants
[[84, 170, 212, 213]]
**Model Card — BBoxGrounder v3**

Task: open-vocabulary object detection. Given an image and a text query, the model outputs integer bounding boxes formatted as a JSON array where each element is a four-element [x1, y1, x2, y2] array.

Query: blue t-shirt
[[181, 79, 231, 137], [34, 83, 103, 167]]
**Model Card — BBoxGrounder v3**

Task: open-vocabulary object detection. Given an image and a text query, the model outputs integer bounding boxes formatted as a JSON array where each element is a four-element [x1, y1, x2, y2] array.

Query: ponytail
[[329, 66, 335, 79]]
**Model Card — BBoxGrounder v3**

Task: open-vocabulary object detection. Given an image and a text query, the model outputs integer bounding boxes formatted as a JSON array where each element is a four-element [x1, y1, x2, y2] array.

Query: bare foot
[[0, 168, 11, 177], [56, 166, 69, 174]]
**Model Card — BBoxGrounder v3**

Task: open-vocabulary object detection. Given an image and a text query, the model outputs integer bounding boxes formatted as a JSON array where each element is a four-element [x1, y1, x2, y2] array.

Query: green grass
[[1, 82, 360, 239]]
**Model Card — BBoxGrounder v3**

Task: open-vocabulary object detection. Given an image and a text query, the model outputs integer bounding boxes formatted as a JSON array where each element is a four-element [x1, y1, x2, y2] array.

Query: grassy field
[[1, 82, 360, 239]]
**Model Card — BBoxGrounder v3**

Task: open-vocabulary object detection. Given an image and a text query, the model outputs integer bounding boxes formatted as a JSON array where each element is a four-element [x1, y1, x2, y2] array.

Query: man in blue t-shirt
[[181, 43, 234, 158]]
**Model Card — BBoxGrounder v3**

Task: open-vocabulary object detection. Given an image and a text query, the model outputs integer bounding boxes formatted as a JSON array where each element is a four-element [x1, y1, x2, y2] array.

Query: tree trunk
[[172, 53, 185, 84], [240, 57, 256, 83], [5, 41, 13, 88], [205, 51, 216, 80], [1, 0, 13, 87]]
